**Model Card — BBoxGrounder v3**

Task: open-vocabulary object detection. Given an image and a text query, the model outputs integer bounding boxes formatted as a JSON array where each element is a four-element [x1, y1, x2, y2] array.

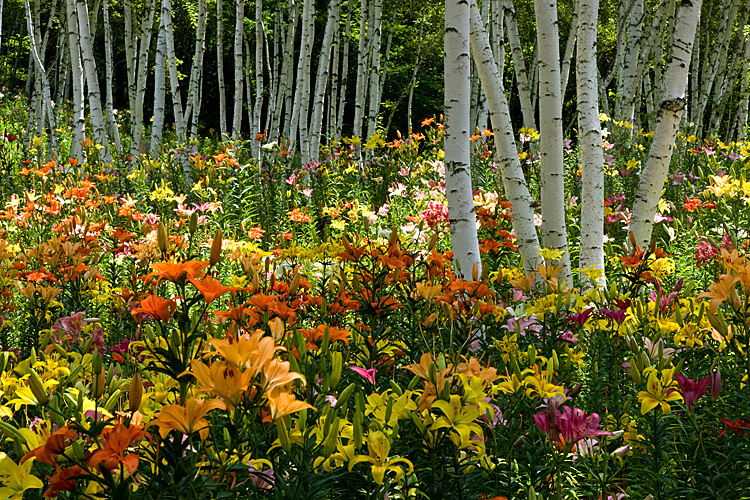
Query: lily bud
[[711, 369, 722, 401], [210, 228, 223, 265], [189, 212, 198, 235], [93, 369, 106, 399], [472, 263, 479, 282], [157, 222, 168, 254], [330, 352, 342, 390], [428, 232, 437, 251], [129, 372, 143, 413], [28, 370, 49, 406], [276, 417, 292, 452]]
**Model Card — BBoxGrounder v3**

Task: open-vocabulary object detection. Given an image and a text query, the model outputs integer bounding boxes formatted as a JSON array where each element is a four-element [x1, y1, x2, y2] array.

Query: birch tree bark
[[102, 0, 121, 155], [445, 0, 481, 279], [150, 16, 167, 154], [560, 5, 577, 100], [24, 0, 57, 158], [310, 0, 341, 162], [290, 0, 314, 161], [232, 0, 245, 138], [163, 0, 185, 142], [469, 0, 541, 273], [76, 0, 110, 162], [617, 0, 643, 123], [216, 0, 227, 137], [335, 1, 351, 139], [504, 0, 536, 130], [65, 0, 84, 161], [184, 0, 208, 139], [630, 0, 702, 249], [576, 0, 605, 286], [352, 0, 369, 159], [252, 0, 264, 157], [535, 0, 572, 287], [128, 0, 156, 157], [279, 0, 298, 141], [736, 25, 750, 139]]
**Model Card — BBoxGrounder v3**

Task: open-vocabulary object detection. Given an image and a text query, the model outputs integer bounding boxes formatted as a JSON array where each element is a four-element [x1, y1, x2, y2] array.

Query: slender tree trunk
[[151, 16, 167, 154], [445, 0, 481, 279], [336, 0, 351, 139], [618, 0, 643, 123], [469, 0, 541, 273], [132, 0, 156, 157], [736, 23, 750, 139], [216, 0, 227, 137], [310, 0, 341, 162], [352, 0, 369, 161], [77, 0, 110, 161], [124, 0, 137, 155], [65, 0, 84, 160], [252, 0, 264, 156], [576, 0, 605, 286], [504, 0, 536, 130], [163, 0, 185, 142], [103, 0, 121, 155], [184, 0, 208, 139], [535, 0, 572, 286], [630, 0, 702, 249], [24, 0, 57, 158], [279, 0, 298, 141], [560, 4, 577, 100], [291, 0, 314, 161], [232, 0, 245, 138], [406, 14, 426, 134]]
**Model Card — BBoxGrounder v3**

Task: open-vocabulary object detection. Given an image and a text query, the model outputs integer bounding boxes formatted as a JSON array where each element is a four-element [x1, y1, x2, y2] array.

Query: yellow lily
[[638, 369, 683, 415], [349, 431, 413, 485], [190, 359, 254, 409], [148, 397, 226, 441], [431, 395, 483, 450], [266, 387, 314, 420], [0, 454, 43, 500]]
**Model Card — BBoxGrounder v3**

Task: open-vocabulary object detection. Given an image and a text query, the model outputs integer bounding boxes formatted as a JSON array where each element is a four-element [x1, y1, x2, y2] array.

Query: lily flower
[[349, 430, 414, 485], [674, 373, 711, 412], [350, 366, 377, 384], [148, 398, 226, 441], [0, 454, 44, 500], [638, 369, 682, 415]]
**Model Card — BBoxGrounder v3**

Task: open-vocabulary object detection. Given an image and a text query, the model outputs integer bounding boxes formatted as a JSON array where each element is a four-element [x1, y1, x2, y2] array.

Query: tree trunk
[[310, 0, 341, 162], [352, 0, 368, 161], [151, 15, 167, 154], [736, 22, 750, 139], [504, 0, 536, 130], [77, 0, 110, 162], [469, 0, 541, 273], [336, 0, 352, 139], [576, 0, 605, 286], [102, 0, 121, 155], [252, 0, 264, 156], [630, 0, 702, 249], [163, 0, 185, 142], [184, 0, 208, 139], [216, 0, 227, 137], [65, 0, 84, 161], [535, 0, 572, 287], [560, 3, 577, 100], [232, 0, 245, 138], [445, 0, 481, 279]]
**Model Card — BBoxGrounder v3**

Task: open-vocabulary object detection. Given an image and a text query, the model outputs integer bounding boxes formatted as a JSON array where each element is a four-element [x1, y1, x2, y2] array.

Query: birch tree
[[150, 16, 167, 154], [310, 0, 341, 162], [576, 0, 605, 285], [162, 0, 185, 142], [445, 0, 481, 278], [216, 0, 227, 137], [535, 0, 572, 287], [468, 0, 540, 272], [232, 0, 245, 138], [65, 0, 84, 160], [184, 0, 208, 139], [630, 0, 702, 249], [76, 0, 110, 162], [102, 0, 121, 155], [503, 0, 536, 130]]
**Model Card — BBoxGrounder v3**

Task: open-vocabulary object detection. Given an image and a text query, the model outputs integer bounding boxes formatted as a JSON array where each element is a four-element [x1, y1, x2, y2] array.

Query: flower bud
[[210, 228, 223, 266], [129, 372, 143, 413], [276, 417, 292, 452], [189, 212, 198, 235], [28, 370, 49, 406], [329, 352, 342, 390], [711, 369, 722, 401], [93, 369, 106, 399], [157, 222, 168, 254]]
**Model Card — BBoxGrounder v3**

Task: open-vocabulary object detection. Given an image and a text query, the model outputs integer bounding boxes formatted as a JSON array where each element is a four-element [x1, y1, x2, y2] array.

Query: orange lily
[[698, 273, 742, 312], [189, 359, 254, 408], [262, 358, 307, 393], [148, 398, 226, 441], [150, 260, 209, 283], [188, 275, 244, 305], [207, 331, 277, 374], [88, 423, 145, 473], [131, 294, 178, 323], [266, 387, 314, 420]]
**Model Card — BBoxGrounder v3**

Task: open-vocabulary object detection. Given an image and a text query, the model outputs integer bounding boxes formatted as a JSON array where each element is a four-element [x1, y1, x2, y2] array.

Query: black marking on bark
[[660, 97, 685, 112]]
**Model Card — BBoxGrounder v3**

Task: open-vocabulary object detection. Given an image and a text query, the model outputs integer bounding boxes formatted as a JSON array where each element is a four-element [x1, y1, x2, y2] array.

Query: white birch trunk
[[279, 0, 298, 141], [576, 0, 605, 287], [630, 0, 702, 249], [469, 0, 541, 273], [150, 16, 167, 154], [336, 1, 352, 139], [135, 0, 156, 156], [231, 0, 245, 138], [162, 0, 185, 142], [77, 0, 110, 162], [290, 0, 314, 161], [618, 0, 643, 123], [535, 0, 572, 287], [560, 6, 577, 100], [24, 0, 57, 158], [736, 25, 750, 139], [102, 0, 121, 155], [252, 0, 264, 157], [65, 0, 84, 161], [124, 0, 137, 155], [184, 0, 208, 139], [216, 0, 227, 137], [504, 0, 536, 130], [445, 0, 481, 279], [310, 0, 341, 162], [352, 0, 369, 157], [406, 14, 426, 134]]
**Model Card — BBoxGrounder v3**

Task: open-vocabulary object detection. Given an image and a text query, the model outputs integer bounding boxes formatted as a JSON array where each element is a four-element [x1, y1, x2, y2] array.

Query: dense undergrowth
[[0, 95, 749, 499]]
